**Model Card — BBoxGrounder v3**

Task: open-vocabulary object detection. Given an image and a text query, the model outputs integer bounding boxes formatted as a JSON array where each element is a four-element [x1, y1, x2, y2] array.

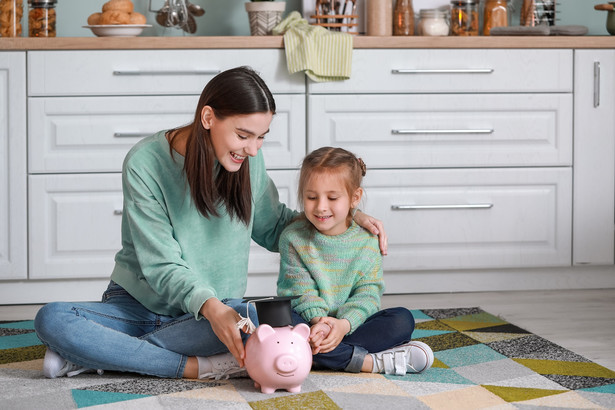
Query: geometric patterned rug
[[1, 307, 614, 409]]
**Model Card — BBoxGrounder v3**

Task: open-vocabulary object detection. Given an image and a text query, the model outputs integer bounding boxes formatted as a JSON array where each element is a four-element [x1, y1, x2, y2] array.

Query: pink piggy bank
[[244, 323, 312, 394]]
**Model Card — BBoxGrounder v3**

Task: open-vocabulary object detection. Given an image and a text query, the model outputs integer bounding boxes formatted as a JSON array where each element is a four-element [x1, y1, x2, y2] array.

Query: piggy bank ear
[[255, 324, 276, 343], [292, 323, 311, 341]]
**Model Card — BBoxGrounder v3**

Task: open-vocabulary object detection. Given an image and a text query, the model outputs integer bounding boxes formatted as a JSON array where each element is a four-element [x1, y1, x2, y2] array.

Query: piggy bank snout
[[275, 354, 298, 373]]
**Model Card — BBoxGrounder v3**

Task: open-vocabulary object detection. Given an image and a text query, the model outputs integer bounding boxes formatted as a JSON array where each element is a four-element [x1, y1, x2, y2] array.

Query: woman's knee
[[34, 302, 73, 345]]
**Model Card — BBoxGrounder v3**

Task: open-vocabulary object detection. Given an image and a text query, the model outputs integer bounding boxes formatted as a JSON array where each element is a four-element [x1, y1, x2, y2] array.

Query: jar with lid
[[450, 0, 479, 36], [28, 0, 56, 37], [483, 0, 510, 35], [0, 0, 23, 37], [417, 8, 449, 36], [393, 0, 414, 36]]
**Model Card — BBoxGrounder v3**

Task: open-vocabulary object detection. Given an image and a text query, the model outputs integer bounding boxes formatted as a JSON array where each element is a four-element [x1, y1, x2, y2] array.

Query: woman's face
[[202, 106, 272, 172]]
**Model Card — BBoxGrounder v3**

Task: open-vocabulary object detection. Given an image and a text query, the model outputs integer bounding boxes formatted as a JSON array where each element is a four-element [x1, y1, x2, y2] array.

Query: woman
[[34, 66, 387, 380]]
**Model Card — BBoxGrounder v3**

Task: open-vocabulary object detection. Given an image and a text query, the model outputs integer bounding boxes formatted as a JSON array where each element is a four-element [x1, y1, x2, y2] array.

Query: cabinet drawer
[[29, 174, 123, 279], [362, 168, 572, 271], [28, 50, 305, 96], [309, 93, 572, 168], [29, 94, 305, 173], [309, 49, 572, 94]]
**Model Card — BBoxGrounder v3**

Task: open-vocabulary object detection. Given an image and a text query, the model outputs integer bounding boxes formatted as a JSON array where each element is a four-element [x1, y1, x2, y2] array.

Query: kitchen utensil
[[187, 0, 204, 17], [594, 2, 615, 35], [154, 0, 173, 27]]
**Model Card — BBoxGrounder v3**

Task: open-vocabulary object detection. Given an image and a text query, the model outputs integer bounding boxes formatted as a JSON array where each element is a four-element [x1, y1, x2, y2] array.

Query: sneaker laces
[[200, 366, 247, 380]]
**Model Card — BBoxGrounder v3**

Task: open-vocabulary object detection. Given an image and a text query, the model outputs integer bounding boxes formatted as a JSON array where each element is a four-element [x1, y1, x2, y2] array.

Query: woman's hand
[[354, 210, 388, 255], [314, 317, 350, 354], [200, 298, 246, 367]]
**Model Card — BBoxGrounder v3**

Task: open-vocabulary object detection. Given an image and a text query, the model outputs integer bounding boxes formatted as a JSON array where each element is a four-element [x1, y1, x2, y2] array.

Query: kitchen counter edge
[[1, 36, 614, 50]]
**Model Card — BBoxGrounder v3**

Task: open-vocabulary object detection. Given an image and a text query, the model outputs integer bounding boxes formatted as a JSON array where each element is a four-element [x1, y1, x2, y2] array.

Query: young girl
[[277, 147, 434, 375], [34, 67, 387, 381]]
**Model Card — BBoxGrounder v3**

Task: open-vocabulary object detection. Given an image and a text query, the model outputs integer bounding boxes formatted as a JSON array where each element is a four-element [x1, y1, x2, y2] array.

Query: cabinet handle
[[391, 204, 494, 210], [392, 129, 494, 135], [594, 61, 601, 108], [391, 68, 494, 74], [112, 70, 221, 76], [114, 210, 123, 215], [114, 132, 152, 138]]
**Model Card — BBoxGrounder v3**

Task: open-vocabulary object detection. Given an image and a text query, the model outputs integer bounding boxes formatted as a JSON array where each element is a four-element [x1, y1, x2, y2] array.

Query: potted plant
[[245, 0, 286, 36]]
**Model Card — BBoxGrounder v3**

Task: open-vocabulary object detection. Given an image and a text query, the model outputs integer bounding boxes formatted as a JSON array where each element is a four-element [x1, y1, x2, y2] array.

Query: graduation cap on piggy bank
[[239, 296, 299, 330]]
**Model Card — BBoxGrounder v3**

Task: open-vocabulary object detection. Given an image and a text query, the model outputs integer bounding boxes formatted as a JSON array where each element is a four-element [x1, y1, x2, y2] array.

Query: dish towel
[[272, 11, 353, 82]]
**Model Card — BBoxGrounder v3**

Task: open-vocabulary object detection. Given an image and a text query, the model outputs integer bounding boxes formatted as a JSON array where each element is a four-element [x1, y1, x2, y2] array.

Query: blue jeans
[[34, 282, 258, 378], [291, 307, 415, 373]]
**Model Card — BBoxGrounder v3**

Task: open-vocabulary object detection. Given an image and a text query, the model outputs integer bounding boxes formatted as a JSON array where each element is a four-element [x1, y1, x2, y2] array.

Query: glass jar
[[417, 8, 449, 36], [0, 0, 23, 37], [28, 0, 56, 37], [483, 0, 510, 35], [393, 0, 414, 36], [450, 0, 479, 36]]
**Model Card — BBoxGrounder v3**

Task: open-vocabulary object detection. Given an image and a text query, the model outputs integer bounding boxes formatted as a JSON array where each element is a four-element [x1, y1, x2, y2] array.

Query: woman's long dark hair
[[169, 66, 276, 225]]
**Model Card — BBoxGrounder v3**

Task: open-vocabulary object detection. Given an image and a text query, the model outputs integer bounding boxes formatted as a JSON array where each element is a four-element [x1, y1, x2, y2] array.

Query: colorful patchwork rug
[[1, 307, 614, 409]]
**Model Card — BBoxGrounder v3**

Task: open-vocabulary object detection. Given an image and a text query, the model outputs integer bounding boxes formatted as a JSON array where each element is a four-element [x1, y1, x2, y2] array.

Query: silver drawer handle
[[114, 132, 152, 138], [594, 61, 600, 108], [392, 129, 494, 135], [391, 204, 494, 210], [114, 210, 123, 215], [391, 68, 494, 74], [113, 70, 221, 76]]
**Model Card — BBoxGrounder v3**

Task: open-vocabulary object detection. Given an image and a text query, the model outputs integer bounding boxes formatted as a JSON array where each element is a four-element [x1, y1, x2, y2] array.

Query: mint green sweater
[[277, 218, 384, 333], [111, 131, 296, 319]]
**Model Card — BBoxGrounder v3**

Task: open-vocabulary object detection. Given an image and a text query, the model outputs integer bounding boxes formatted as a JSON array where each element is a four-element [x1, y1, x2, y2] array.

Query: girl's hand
[[200, 298, 246, 367], [353, 210, 388, 255], [309, 321, 332, 354], [315, 317, 350, 354]]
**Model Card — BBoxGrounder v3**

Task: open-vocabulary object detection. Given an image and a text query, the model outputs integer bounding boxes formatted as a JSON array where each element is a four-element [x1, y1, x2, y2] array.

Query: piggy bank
[[244, 323, 312, 394]]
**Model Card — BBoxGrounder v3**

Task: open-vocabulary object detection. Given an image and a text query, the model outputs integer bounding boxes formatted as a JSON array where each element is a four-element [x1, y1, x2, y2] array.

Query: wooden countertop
[[1, 35, 614, 50]]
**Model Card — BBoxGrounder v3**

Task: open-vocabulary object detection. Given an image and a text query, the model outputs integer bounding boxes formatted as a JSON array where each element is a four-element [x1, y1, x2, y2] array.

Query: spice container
[[366, 0, 393, 36], [393, 0, 414, 36], [483, 0, 510, 35], [28, 0, 56, 37], [0, 0, 23, 37], [450, 0, 478, 36], [417, 8, 449, 36]]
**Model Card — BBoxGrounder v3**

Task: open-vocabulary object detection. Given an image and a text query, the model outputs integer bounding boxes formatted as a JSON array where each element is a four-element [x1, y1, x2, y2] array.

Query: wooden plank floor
[[2, 289, 614, 370]]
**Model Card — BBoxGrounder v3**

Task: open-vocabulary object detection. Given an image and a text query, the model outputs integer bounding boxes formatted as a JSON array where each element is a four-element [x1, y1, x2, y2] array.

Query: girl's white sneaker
[[370, 341, 434, 375]]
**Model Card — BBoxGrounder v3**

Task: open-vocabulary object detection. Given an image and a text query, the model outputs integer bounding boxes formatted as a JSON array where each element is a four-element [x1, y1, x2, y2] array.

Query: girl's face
[[201, 106, 272, 172], [303, 171, 362, 236]]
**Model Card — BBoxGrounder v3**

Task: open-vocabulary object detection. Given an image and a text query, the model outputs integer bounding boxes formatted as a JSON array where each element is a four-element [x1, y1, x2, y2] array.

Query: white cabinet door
[[362, 168, 572, 271], [29, 174, 123, 279], [0, 52, 27, 279], [573, 50, 615, 265]]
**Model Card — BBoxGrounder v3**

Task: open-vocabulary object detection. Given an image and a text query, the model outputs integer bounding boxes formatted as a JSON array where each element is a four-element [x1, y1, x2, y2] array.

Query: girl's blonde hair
[[298, 147, 367, 210]]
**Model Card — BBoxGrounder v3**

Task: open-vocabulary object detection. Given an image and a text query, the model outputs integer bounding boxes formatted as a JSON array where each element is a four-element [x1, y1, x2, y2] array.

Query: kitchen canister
[[520, 0, 556, 27], [366, 0, 392, 36], [483, 0, 510, 35], [417, 8, 449, 36], [0, 0, 23, 37], [450, 0, 479, 36], [393, 0, 414, 35], [28, 0, 56, 37]]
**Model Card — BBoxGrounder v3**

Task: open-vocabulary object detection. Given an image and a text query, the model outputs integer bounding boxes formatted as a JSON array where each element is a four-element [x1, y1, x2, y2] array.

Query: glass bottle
[[394, 0, 414, 36], [0, 0, 23, 37], [450, 0, 479, 36], [28, 0, 56, 37], [483, 0, 510, 36], [417, 8, 449, 36]]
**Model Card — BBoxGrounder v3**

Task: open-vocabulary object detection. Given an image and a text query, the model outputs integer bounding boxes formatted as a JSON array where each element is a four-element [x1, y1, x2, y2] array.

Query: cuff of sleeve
[[300, 307, 328, 323], [341, 313, 364, 334], [189, 290, 216, 320]]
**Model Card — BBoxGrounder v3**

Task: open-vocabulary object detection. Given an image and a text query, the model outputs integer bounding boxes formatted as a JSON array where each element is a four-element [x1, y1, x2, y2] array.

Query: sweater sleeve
[[277, 226, 329, 322], [336, 244, 385, 333]]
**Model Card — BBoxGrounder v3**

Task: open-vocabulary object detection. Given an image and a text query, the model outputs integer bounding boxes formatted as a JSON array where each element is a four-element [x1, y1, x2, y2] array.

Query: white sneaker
[[43, 349, 102, 378], [370, 341, 434, 376], [198, 353, 248, 380]]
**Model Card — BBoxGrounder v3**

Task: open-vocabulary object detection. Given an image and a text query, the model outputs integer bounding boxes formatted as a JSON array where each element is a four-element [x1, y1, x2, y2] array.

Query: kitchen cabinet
[[27, 49, 306, 281], [573, 50, 615, 265], [0, 52, 27, 280], [308, 49, 574, 277]]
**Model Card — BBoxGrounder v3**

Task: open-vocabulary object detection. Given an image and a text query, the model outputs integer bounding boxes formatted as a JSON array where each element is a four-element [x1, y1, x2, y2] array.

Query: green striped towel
[[273, 11, 353, 82]]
